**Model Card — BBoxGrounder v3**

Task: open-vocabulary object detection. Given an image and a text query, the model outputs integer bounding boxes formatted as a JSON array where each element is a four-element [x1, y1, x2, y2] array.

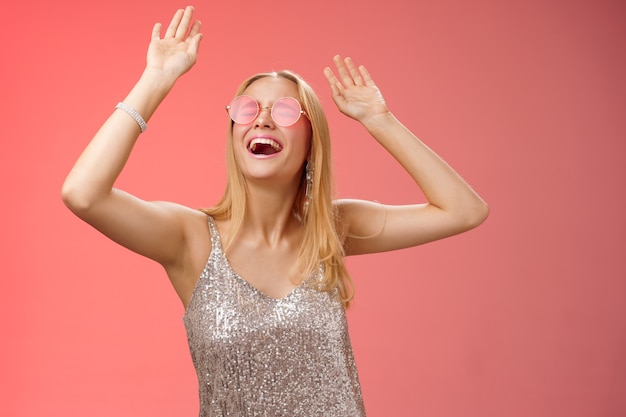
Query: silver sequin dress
[[183, 216, 366, 417]]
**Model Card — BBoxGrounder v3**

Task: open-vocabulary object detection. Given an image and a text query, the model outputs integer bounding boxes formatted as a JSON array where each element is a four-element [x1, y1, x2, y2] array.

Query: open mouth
[[248, 138, 283, 155]]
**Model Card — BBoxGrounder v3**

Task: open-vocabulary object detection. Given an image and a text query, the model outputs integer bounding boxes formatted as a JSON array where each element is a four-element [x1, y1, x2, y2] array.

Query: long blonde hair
[[202, 70, 354, 307]]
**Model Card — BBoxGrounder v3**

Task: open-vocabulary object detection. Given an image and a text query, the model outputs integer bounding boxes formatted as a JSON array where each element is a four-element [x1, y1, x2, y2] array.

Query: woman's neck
[[240, 181, 302, 247]]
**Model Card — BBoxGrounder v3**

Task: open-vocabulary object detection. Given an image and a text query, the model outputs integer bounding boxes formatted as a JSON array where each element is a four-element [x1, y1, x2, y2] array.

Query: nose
[[254, 106, 274, 128]]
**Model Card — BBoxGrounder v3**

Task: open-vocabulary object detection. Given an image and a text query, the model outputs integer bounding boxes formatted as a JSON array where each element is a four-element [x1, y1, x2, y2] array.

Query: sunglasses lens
[[271, 97, 302, 126], [228, 96, 259, 124]]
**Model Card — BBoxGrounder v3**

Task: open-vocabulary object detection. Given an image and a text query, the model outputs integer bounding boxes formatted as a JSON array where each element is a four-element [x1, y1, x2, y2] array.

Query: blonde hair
[[201, 70, 354, 307]]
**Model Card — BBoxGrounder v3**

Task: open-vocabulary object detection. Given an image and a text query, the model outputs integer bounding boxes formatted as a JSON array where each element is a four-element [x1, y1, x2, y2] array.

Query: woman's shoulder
[[149, 202, 213, 248], [333, 198, 385, 222], [152, 201, 211, 230], [332, 198, 387, 246]]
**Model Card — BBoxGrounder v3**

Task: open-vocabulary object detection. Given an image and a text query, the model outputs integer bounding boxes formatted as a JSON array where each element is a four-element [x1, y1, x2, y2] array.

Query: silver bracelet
[[115, 102, 147, 133]]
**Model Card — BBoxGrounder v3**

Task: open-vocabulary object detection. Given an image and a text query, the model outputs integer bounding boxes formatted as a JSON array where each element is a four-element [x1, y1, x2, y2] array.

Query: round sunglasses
[[226, 95, 307, 127]]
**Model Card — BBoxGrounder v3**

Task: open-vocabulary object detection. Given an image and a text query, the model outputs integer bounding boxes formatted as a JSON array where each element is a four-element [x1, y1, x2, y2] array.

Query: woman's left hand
[[324, 55, 389, 124]]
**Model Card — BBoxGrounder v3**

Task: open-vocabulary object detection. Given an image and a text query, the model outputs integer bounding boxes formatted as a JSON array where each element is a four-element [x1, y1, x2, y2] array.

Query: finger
[[188, 32, 203, 57], [164, 8, 185, 38], [345, 57, 364, 86], [187, 20, 202, 40], [175, 6, 195, 39], [151, 23, 162, 40], [359, 65, 376, 87], [333, 55, 355, 87], [323, 67, 342, 89], [323, 67, 343, 97]]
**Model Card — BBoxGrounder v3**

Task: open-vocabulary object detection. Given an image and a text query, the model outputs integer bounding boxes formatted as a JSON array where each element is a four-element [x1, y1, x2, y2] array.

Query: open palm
[[146, 7, 202, 80], [324, 55, 388, 123]]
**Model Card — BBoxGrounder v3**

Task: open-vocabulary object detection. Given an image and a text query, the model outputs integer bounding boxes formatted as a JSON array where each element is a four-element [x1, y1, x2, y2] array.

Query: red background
[[3, 0, 626, 416]]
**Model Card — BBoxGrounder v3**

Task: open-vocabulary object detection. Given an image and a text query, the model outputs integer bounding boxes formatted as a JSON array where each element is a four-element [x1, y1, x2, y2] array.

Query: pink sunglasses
[[226, 95, 307, 127]]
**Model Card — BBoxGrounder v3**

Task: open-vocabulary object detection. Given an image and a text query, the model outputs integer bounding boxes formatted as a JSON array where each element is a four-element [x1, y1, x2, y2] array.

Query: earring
[[305, 161, 314, 199], [304, 160, 314, 211]]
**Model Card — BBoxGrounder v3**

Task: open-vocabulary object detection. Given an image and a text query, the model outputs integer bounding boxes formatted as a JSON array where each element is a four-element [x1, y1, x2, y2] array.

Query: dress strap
[[206, 215, 223, 255]]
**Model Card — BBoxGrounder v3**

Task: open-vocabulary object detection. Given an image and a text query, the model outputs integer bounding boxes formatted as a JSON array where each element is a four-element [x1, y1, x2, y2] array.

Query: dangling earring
[[304, 160, 314, 213]]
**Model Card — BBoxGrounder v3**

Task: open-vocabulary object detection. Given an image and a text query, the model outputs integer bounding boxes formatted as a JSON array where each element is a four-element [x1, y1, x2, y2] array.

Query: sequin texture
[[183, 216, 366, 417]]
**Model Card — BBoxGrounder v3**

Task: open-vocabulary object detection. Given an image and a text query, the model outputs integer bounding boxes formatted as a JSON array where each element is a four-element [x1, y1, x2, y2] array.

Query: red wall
[[3, 0, 625, 416]]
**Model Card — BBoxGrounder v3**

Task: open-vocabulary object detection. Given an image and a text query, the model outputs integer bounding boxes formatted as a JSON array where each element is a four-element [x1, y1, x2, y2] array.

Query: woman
[[62, 6, 488, 416]]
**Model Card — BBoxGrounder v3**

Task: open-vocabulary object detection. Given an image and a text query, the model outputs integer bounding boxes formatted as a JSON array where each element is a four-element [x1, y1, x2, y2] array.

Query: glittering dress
[[183, 216, 366, 417]]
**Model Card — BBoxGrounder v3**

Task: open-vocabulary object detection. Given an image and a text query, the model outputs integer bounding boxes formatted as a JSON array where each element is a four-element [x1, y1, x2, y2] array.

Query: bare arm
[[61, 7, 203, 266], [324, 56, 489, 256]]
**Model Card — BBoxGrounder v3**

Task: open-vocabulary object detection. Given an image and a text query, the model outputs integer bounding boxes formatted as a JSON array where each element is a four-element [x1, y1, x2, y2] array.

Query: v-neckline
[[209, 217, 301, 302], [223, 253, 301, 302]]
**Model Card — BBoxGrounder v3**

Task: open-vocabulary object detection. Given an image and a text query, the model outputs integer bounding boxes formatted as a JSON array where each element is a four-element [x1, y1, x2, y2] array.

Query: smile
[[248, 137, 283, 155]]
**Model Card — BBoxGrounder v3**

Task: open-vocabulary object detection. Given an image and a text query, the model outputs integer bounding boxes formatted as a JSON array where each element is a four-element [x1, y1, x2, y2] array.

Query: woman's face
[[231, 76, 312, 189]]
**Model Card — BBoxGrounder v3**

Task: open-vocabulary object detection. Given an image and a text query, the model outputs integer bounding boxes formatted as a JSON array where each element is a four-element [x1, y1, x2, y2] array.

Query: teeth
[[249, 138, 282, 152]]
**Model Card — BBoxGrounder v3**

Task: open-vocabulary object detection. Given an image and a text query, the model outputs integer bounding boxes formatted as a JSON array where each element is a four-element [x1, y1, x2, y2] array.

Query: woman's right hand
[[145, 6, 203, 81]]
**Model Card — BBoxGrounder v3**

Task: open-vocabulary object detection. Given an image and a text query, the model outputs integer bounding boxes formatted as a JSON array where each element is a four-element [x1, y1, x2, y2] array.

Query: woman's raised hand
[[146, 6, 203, 81], [324, 55, 389, 124]]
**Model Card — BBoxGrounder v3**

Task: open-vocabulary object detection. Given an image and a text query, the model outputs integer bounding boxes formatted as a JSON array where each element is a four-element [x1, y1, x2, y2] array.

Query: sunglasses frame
[[226, 95, 307, 127]]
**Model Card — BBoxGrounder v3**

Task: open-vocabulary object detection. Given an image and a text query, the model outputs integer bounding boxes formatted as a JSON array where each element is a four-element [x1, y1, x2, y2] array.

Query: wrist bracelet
[[115, 102, 147, 133]]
